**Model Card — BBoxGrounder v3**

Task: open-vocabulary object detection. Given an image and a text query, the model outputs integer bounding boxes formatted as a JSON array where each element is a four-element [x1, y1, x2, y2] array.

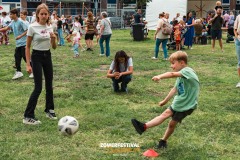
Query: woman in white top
[[107, 50, 133, 93], [234, 15, 240, 87], [23, 3, 57, 125], [0, 11, 11, 45]]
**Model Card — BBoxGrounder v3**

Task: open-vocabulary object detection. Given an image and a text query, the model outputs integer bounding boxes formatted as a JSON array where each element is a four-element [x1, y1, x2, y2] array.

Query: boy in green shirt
[[131, 51, 199, 149]]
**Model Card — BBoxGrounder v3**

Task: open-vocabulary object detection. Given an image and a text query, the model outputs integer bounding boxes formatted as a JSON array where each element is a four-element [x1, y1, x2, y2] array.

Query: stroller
[[167, 26, 188, 50], [226, 23, 234, 43]]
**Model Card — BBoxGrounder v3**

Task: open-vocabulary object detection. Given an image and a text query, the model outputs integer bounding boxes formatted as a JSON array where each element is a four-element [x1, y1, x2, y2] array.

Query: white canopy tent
[[146, 0, 216, 30]]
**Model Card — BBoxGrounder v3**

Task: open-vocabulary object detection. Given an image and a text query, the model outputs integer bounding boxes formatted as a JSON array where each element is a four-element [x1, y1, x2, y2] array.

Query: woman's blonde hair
[[36, 3, 50, 24], [169, 51, 188, 64]]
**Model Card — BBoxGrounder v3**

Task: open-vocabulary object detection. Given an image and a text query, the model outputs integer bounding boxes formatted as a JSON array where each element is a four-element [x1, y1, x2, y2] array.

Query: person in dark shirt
[[209, 8, 224, 52], [134, 9, 142, 23]]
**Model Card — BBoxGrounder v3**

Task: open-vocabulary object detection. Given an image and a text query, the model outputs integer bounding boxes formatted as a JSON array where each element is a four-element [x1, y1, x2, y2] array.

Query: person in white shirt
[[0, 11, 11, 45], [23, 3, 57, 125], [107, 50, 133, 93], [174, 13, 182, 22], [31, 12, 36, 23]]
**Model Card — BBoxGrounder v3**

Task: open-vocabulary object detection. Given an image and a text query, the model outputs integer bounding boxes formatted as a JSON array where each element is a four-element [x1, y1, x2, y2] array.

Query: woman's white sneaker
[[45, 110, 58, 120], [236, 82, 240, 88]]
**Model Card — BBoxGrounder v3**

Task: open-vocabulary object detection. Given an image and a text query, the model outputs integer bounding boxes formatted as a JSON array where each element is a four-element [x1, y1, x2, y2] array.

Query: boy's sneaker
[[12, 71, 23, 80], [45, 109, 58, 120], [155, 139, 167, 149], [236, 82, 240, 88], [99, 54, 105, 56], [131, 119, 145, 135], [23, 117, 41, 125], [29, 73, 34, 78]]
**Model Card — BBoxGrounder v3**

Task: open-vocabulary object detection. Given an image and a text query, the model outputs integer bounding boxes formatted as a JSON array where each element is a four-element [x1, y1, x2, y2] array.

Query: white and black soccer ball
[[58, 116, 79, 136]]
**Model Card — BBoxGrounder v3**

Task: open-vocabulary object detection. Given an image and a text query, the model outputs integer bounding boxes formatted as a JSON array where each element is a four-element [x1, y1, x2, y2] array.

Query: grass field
[[0, 30, 240, 160]]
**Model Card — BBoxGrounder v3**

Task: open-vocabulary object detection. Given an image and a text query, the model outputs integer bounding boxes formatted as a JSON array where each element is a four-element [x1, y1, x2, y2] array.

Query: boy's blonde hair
[[169, 51, 188, 64]]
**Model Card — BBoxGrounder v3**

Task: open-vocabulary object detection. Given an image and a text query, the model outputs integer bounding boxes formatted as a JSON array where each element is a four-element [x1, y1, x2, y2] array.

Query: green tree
[[120, 0, 152, 9], [136, 0, 152, 9]]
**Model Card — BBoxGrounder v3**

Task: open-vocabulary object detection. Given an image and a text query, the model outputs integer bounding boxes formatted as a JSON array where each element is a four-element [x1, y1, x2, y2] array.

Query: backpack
[[162, 19, 172, 35]]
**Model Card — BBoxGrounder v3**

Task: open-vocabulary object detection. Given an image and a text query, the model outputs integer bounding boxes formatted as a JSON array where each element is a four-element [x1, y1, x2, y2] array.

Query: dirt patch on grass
[[94, 65, 109, 71], [134, 69, 160, 75]]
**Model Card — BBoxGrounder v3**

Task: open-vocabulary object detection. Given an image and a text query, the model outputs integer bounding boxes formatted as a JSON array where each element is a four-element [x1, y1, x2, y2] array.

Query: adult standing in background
[[209, 8, 224, 52], [223, 11, 230, 27], [234, 14, 240, 87], [134, 9, 142, 24], [152, 12, 169, 60], [85, 11, 95, 51], [99, 11, 112, 57], [229, 11, 234, 21], [184, 11, 195, 49]]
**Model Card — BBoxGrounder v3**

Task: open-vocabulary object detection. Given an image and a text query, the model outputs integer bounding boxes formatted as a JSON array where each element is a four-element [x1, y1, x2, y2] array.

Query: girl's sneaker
[[23, 117, 41, 125], [236, 82, 240, 88], [45, 110, 57, 120]]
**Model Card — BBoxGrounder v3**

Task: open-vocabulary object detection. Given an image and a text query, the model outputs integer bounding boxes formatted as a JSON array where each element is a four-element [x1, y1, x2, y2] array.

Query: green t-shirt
[[172, 67, 200, 112]]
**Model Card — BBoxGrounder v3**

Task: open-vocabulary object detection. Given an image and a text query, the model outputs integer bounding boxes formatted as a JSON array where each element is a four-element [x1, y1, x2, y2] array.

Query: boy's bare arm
[[0, 26, 10, 32], [152, 72, 182, 82], [159, 87, 177, 106], [16, 30, 28, 40]]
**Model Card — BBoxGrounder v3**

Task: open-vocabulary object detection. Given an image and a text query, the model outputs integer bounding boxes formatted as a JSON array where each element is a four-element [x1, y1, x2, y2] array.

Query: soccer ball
[[58, 116, 79, 136]]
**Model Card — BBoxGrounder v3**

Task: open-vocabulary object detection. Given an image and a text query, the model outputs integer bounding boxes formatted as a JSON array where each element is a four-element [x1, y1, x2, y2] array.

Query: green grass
[[0, 30, 239, 160]]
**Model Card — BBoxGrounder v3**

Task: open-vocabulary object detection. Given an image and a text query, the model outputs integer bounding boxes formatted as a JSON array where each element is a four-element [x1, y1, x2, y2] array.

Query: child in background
[[131, 51, 199, 149], [215, 1, 223, 14], [20, 10, 30, 27], [179, 20, 186, 48], [107, 50, 133, 93], [194, 19, 203, 44], [174, 20, 181, 50], [96, 19, 101, 45], [72, 31, 80, 58]]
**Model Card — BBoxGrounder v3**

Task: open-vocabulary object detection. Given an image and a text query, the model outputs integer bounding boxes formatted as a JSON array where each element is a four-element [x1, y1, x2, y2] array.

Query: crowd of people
[[0, 1, 239, 151]]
